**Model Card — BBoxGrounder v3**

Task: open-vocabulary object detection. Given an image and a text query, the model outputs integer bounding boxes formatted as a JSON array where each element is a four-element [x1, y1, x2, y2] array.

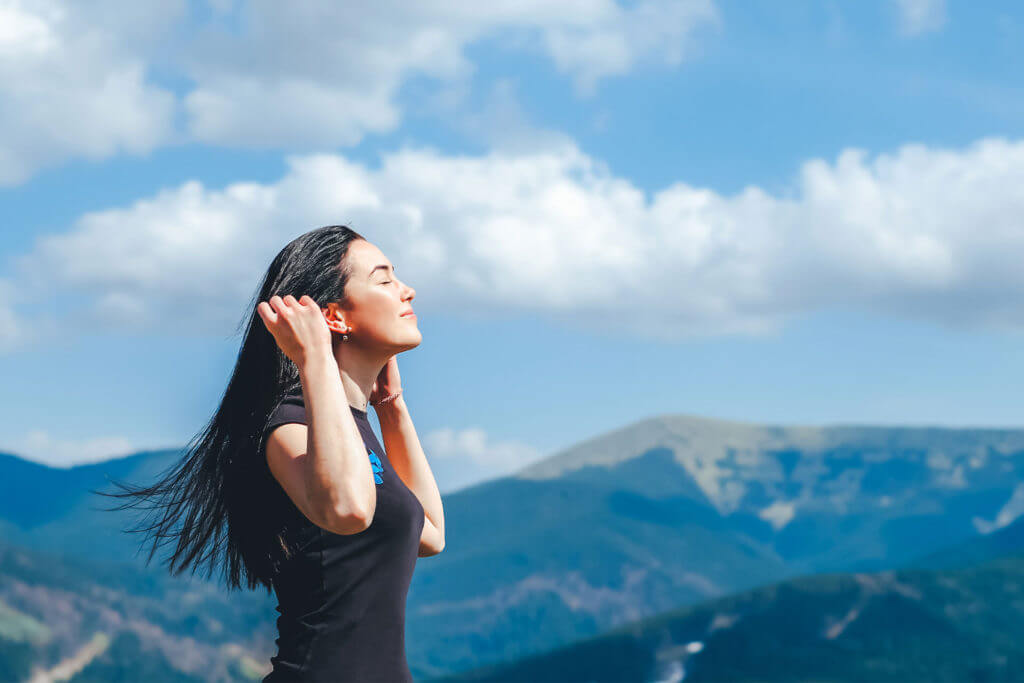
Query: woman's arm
[[376, 395, 446, 556], [299, 351, 377, 528], [260, 294, 377, 534]]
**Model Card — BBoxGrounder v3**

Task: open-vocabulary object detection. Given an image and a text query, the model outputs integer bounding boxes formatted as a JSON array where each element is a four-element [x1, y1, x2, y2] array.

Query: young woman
[[97, 225, 445, 682]]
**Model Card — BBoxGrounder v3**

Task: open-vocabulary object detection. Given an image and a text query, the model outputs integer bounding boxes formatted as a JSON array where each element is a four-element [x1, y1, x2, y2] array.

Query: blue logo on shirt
[[368, 449, 383, 485]]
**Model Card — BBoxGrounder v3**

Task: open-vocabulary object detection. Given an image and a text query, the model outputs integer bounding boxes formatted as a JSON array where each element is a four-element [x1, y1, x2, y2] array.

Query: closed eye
[[380, 280, 392, 284]]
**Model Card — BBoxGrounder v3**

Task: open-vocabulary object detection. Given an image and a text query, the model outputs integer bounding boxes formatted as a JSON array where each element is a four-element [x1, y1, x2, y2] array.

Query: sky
[[3, 0, 1024, 492]]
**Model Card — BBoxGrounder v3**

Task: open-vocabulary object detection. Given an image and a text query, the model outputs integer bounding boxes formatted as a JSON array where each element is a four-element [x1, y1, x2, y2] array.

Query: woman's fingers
[[270, 295, 293, 317], [262, 294, 317, 324], [259, 293, 332, 364], [257, 301, 277, 324]]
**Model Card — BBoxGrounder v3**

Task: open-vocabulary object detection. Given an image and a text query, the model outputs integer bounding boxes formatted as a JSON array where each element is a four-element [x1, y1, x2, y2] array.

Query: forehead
[[349, 239, 390, 271]]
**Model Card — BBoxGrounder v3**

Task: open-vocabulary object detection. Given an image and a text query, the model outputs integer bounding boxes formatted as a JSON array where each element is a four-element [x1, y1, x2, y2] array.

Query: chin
[[391, 328, 422, 351]]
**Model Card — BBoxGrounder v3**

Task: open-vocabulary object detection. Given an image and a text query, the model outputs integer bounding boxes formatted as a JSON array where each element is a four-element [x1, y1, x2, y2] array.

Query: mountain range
[[3, 412, 1024, 680]]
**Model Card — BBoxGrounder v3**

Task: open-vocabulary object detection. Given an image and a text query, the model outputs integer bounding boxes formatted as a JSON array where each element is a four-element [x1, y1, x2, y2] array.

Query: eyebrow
[[368, 264, 395, 278]]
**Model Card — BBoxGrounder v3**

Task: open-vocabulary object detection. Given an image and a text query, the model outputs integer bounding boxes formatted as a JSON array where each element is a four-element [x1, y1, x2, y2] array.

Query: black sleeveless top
[[260, 389, 425, 682]]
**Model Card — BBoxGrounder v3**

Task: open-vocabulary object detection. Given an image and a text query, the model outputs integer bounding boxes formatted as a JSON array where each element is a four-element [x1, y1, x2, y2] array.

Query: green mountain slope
[[433, 555, 1024, 682], [4, 413, 1024, 678], [0, 538, 276, 682], [901, 515, 1024, 571]]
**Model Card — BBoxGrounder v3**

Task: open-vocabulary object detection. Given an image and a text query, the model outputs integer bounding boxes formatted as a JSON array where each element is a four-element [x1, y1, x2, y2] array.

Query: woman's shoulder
[[265, 390, 308, 438], [279, 384, 304, 403]]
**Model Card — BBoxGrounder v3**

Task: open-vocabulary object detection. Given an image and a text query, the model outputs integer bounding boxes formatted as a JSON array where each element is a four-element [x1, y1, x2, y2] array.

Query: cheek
[[356, 291, 399, 328], [355, 286, 391, 309], [368, 288, 398, 312]]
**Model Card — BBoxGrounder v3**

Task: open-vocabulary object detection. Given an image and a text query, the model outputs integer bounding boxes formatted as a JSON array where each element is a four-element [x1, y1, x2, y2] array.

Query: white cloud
[[0, 0, 717, 185], [422, 426, 544, 493], [424, 426, 543, 471], [0, 0, 183, 185], [0, 276, 58, 353], [892, 0, 946, 36], [529, 0, 719, 95], [453, 78, 578, 153], [6, 136, 1024, 348], [180, 0, 718, 142], [12, 176, 292, 336], [0, 278, 27, 351], [1, 428, 136, 468]]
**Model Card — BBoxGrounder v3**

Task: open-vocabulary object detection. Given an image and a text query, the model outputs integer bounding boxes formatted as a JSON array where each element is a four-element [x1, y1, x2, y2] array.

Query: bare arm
[[299, 351, 377, 530], [266, 352, 377, 535], [376, 395, 445, 556], [259, 294, 376, 535]]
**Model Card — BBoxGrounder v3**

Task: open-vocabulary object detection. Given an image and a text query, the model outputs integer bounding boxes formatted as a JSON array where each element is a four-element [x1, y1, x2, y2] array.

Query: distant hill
[[0, 537, 275, 682], [3, 413, 1024, 678], [0, 448, 185, 563], [900, 514, 1024, 571], [430, 554, 1024, 682], [408, 415, 1024, 676]]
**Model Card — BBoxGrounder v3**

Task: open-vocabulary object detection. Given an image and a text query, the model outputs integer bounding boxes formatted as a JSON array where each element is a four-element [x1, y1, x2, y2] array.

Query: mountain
[[901, 514, 1024, 572], [0, 538, 275, 682], [429, 554, 1024, 682], [3, 413, 1024, 678], [0, 448, 185, 562], [406, 415, 1024, 676]]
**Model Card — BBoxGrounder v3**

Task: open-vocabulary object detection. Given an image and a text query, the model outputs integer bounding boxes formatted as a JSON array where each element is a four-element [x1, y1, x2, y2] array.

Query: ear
[[322, 303, 346, 333]]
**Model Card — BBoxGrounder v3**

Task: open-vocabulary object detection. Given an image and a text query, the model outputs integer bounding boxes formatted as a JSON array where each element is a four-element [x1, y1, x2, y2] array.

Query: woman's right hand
[[257, 295, 333, 368]]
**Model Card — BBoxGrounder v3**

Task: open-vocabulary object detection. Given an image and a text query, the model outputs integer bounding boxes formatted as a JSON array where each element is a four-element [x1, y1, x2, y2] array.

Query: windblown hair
[[92, 224, 365, 592]]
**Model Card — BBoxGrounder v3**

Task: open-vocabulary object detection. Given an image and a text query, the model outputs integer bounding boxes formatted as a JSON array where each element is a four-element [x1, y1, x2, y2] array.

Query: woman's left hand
[[370, 355, 402, 406]]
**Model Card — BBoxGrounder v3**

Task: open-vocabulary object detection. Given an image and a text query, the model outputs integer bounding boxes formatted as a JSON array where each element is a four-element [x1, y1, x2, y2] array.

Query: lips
[[400, 310, 415, 317]]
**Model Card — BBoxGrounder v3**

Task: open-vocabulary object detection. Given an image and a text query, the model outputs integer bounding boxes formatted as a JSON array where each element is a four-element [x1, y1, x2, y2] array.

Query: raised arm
[[261, 295, 377, 534]]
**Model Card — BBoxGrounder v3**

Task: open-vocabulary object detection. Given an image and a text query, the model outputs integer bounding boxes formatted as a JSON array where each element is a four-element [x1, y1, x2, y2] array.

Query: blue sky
[[3, 0, 1024, 493]]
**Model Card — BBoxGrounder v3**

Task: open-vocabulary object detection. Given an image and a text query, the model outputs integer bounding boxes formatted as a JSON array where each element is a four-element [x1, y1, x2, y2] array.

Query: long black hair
[[92, 224, 365, 592]]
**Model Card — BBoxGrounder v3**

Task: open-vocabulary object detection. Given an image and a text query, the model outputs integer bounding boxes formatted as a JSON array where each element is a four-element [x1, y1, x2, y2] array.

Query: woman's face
[[332, 239, 420, 352]]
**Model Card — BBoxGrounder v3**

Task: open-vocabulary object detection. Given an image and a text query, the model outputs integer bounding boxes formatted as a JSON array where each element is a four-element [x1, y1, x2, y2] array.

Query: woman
[[96, 225, 446, 682]]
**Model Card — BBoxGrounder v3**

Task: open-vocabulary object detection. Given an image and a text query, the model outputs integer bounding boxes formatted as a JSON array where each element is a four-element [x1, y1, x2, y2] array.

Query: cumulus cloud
[[0, 278, 27, 351], [0, 0, 717, 184], [425, 426, 543, 470], [0, 276, 59, 352], [892, 0, 946, 36], [451, 78, 578, 153], [518, 0, 719, 95], [422, 426, 544, 492], [0, 0, 182, 185], [182, 0, 718, 140], [1, 428, 136, 468], [14, 177, 289, 336], [5, 136, 1024, 348]]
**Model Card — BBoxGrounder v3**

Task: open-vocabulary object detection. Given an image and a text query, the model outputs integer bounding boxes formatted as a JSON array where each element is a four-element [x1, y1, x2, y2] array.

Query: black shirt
[[260, 389, 425, 682]]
